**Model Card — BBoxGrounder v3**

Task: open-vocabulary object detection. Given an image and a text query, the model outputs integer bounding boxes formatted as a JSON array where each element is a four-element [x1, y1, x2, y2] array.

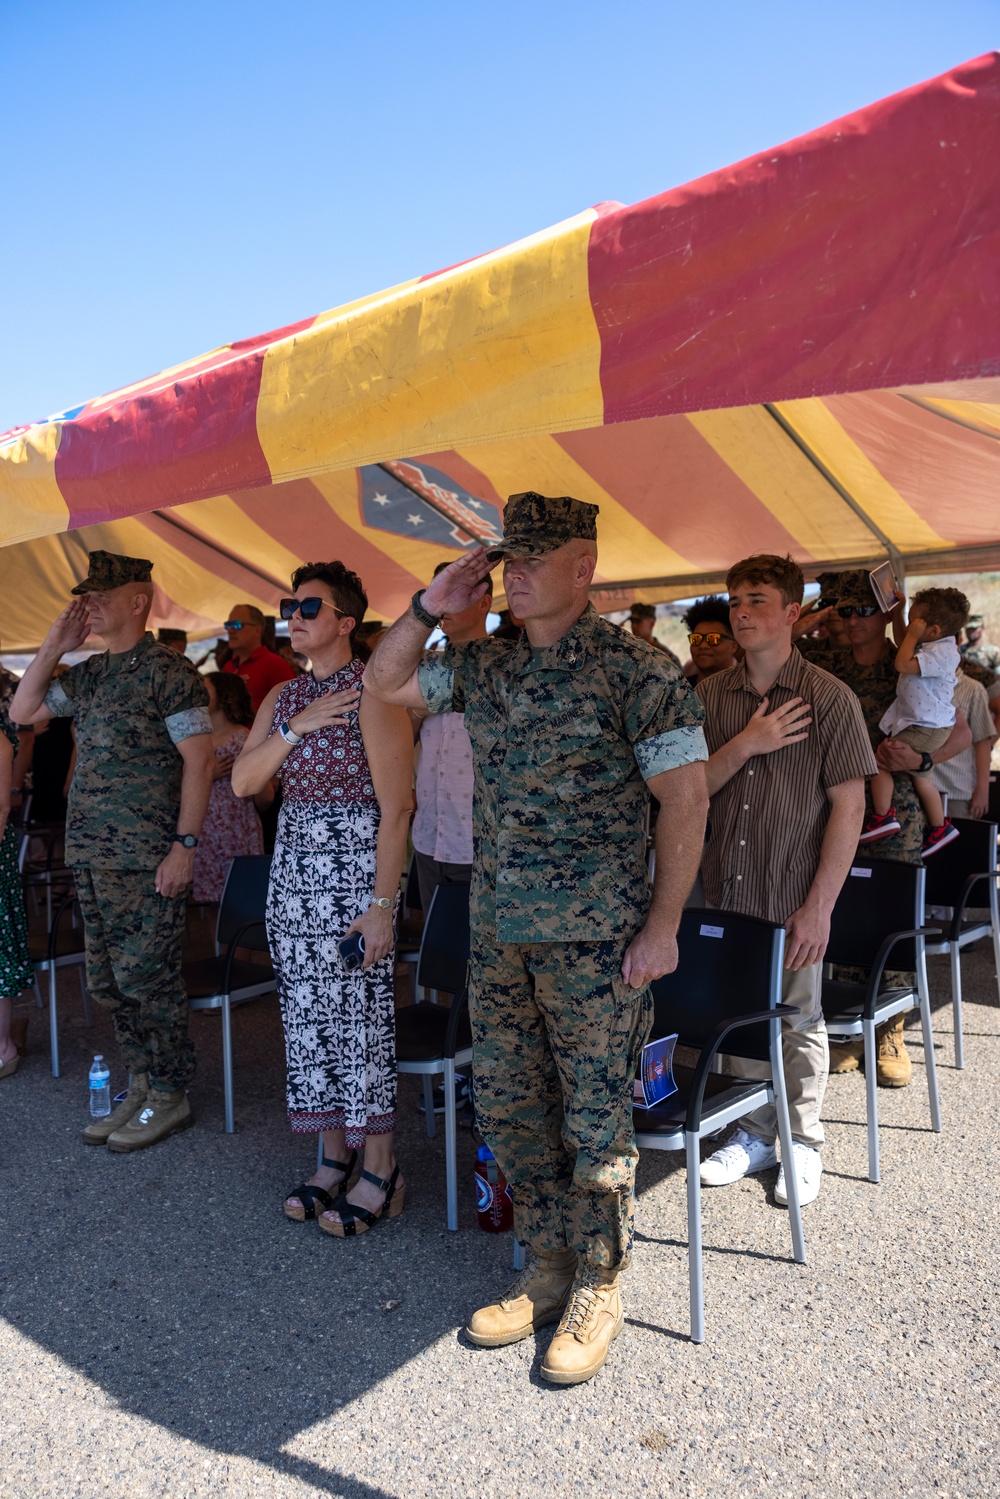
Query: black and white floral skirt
[[266, 800, 397, 1145]]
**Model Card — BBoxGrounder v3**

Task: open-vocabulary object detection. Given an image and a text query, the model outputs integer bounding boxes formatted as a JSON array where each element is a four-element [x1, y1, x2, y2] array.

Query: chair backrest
[[415, 882, 471, 996], [216, 856, 272, 951], [824, 857, 924, 971], [649, 907, 785, 1063], [403, 852, 423, 916], [923, 817, 998, 905], [986, 773, 1000, 826]]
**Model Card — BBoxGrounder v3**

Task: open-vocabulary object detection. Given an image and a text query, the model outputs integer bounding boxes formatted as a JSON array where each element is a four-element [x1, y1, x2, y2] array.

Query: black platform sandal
[[318, 1164, 405, 1237], [283, 1150, 358, 1222]]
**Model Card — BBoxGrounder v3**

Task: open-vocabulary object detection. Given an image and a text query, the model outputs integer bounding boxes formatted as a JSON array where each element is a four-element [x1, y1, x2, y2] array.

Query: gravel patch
[[1, 939, 998, 1498]]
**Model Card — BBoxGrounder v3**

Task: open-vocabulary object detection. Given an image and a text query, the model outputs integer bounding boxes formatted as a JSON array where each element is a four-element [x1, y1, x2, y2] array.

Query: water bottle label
[[476, 1175, 494, 1214], [90, 1077, 108, 1088]]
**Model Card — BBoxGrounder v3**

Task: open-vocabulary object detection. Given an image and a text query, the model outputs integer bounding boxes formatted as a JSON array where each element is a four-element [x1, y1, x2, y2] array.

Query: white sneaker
[[775, 1141, 823, 1206], [700, 1128, 777, 1186]]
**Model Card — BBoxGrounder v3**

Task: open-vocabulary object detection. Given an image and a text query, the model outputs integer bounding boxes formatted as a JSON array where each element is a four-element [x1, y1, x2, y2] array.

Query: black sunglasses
[[279, 597, 348, 621], [837, 604, 881, 619]]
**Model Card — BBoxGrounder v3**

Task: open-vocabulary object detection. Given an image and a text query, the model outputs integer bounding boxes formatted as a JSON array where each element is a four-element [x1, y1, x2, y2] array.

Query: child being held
[[859, 586, 968, 857]]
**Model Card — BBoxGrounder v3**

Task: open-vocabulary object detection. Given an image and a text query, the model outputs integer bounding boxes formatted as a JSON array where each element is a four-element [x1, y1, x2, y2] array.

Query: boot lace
[[500, 1263, 540, 1305], [558, 1284, 601, 1336]]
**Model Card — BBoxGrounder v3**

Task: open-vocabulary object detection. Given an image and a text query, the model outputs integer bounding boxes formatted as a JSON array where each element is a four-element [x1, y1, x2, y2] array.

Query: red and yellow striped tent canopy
[[2, 52, 998, 649]]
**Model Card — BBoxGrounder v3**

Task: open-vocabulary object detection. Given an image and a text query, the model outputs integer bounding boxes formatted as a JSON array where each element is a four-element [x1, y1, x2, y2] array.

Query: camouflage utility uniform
[[961, 639, 1000, 674], [45, 634, 210, 1088], [419, 603, 707, 1270]]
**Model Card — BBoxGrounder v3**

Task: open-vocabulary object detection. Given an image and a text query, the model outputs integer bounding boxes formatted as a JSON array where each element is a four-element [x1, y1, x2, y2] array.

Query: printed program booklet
[[633, 1033, 679, 1108]]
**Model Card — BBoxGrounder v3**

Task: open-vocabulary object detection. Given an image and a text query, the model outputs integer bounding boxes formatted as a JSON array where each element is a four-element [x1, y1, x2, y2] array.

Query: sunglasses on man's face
[[224, 619, 254, 631], [837, 604, 881, 619], [279, 596, 347, 621], [688, 631, 734, 648]]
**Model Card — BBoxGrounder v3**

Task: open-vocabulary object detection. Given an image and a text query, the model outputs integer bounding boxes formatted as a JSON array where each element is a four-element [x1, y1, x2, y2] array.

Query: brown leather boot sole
[[466, 1303, 566, 1349]]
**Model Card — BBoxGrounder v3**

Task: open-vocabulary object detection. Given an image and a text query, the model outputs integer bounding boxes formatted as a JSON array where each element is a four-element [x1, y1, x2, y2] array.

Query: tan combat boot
[[466, 1248, 578, 1348], [829, 1040, 862, 1074], [82, 1072, 148, 1145], [540, 1265, 624, 1385], [106, 1086, 193, 1153], [876, 1016, 912, 1087]]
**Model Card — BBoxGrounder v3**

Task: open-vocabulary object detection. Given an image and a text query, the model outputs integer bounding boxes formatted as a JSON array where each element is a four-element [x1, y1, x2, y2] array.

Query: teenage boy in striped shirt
[[695, 554, 877, 1206]]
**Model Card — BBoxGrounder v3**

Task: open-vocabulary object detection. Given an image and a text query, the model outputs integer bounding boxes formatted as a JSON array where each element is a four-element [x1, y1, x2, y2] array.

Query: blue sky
[[1, 1, 995, 434]]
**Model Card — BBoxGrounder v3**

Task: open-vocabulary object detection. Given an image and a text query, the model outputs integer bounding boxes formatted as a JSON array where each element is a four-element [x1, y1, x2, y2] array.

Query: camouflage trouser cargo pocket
[[75, 867, 194, 1091], [469, 935, 652, 1272]]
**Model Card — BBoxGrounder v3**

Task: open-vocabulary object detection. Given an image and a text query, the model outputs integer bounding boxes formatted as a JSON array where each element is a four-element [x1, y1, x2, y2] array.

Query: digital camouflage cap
[[71, 550, 154, 594], [485, 492, 599, 562], [834, 569, 882, 610]]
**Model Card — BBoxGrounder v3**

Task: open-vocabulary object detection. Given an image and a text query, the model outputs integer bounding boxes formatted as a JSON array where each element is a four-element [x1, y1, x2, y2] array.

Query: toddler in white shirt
[[860, 586, 968, 856]]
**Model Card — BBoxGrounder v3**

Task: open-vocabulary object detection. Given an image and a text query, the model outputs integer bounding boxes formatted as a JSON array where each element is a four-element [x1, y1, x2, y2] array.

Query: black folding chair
[[30, 889, 90, 1077], [822, 858, 941, 1182], [633, 907, 805, 1344], [183, 856, 276, 1132], [395, 882, 472, 1230], [923, 817, 1000, 1069]]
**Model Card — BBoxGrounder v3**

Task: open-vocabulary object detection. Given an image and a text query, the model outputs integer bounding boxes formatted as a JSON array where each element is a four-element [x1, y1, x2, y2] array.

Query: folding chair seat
[[822, 858, 941, 1182], [633, 906, 805, 1343], [394, 882, 472, 1230], [922, 817, 1000, 1069], [30, 889, 90, 1077], [183, 855, 276, 1132]]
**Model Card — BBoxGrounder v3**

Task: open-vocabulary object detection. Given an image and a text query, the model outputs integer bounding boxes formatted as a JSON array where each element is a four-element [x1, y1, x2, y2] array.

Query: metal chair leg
[[48, 964, 60, 1078], [513, 1239, 527, 1270], [443, 1058, 458, 1231], [863, 1017, 880, 1183], [221, 996, 235, 1133], [917, 948, 943, 1133], [771, 1055, 805, 1263], [423, 1076, 437, 1138], [949, 941, 965, 1070], [686, 1132, 705, 1343]]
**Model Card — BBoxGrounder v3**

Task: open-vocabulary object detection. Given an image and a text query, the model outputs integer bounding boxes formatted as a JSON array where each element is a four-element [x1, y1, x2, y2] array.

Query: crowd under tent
[[1, 52, 998, 651]]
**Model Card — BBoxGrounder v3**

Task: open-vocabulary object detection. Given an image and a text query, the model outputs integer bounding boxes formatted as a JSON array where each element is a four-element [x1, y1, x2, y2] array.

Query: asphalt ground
[[1, 915, 998, 1499]]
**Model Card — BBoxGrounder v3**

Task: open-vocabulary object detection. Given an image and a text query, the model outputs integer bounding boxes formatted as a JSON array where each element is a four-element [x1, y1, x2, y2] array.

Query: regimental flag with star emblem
[[359, 460, 503, 550]]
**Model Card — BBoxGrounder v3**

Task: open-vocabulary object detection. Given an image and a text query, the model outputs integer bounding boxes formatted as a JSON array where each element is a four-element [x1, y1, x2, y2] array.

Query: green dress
[[1, 717, 33, 996]]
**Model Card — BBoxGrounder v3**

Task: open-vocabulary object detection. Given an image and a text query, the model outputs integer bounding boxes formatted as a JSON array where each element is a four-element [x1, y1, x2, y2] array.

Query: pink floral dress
[[192, 728, 265, 903]]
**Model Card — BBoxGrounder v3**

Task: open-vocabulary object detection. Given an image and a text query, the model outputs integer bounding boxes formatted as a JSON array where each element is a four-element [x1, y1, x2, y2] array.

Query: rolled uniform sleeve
[[417, 644, 467, 716], [625, 662, 708, 781], [152, 655, 211, 742], [43, 680, 75, 717]]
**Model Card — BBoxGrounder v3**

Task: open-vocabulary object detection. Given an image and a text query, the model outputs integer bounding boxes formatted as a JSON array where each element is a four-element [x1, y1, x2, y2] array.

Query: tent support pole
[[763, 403, 903, 573]]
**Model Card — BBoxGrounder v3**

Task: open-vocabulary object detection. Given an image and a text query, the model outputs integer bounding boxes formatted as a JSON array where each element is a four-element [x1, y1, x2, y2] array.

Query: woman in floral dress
[[192, 672, 268, 904], [1, 715, 34, 1078], [233, 562, 413, 1235]]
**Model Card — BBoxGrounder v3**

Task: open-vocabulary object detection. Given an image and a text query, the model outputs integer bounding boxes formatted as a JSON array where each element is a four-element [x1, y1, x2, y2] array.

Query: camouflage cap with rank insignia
[[71, 550, 154, 594], [834, 568, 882, 610], [485, 492, 599, 562]]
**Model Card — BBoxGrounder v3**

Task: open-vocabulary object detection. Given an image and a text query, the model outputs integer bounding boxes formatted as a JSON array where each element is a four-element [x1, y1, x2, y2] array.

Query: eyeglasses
[[279, 596, 347, 621], [836, 604, 881, 619], [688, 631, 734, 647], [223, 619, 255, 631]]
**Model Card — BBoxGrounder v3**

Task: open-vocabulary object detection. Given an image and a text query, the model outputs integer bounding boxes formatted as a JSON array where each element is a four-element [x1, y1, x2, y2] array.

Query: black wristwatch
[[411, 589, 443, 630], [173, 833, 199, 849], [917, 751, 934, 773]]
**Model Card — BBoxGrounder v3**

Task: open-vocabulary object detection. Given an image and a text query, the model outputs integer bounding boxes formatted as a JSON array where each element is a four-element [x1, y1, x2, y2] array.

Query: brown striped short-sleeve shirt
[[696, 651, 877, 923]]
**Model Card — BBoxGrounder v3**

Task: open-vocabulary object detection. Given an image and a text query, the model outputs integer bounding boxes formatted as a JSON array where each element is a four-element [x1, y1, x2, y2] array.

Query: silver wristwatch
[[369, 897, 393, 910]]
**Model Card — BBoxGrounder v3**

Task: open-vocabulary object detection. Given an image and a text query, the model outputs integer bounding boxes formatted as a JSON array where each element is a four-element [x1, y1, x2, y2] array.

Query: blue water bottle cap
[[476, 1145, 494, 1163], [94, 1055, 103, 1062]]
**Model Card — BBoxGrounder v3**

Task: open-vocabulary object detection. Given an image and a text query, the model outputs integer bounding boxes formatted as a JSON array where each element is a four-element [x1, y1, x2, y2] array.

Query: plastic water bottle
[[475, 1144, 514, 1233], [89, 1055, 111, 1117]]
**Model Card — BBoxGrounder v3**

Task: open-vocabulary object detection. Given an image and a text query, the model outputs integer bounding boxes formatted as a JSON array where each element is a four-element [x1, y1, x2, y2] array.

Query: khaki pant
[[739, 961, 828, 1152]]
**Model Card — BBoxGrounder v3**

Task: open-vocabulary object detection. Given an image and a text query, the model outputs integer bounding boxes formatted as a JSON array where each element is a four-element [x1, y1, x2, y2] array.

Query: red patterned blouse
[[269, 658, 376, 805]]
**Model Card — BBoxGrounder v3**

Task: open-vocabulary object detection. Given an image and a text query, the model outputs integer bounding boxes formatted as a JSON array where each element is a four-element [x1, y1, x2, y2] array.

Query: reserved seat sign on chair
[[821, 859, 942, 1183], [633, 906, 806, 1344]]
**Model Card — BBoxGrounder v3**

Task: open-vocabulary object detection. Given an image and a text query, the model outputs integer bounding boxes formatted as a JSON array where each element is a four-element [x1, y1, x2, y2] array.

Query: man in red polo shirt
[[222, 604, 295, 712]]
